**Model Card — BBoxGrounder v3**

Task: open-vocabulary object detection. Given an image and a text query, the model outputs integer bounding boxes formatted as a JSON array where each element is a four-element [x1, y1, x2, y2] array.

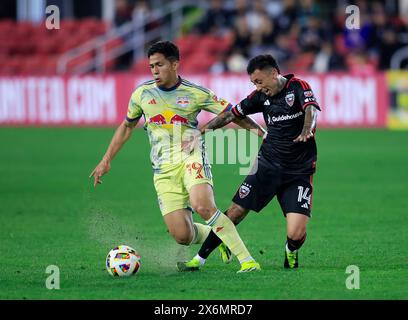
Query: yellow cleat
[[237, 260, 261, 273], [284, 250, 299, 269], [177, 257, 200, 272], [218, 243, 232, 264]]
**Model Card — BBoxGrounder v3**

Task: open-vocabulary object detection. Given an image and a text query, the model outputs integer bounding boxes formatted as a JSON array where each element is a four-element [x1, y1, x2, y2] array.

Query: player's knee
[[192, 204, 216, 220], [173, 233, 193, 245], [287, 229, 306, 242], [168, 227, 194, 245]]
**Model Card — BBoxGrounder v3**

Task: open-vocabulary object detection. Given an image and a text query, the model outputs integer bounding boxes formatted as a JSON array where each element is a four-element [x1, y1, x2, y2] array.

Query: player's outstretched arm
[[89, 119, 138, 187], [232, 116, 267, 139], [294, 105, 318, 143], [200, 110, 237, 133], [181, 111, 237, 154]]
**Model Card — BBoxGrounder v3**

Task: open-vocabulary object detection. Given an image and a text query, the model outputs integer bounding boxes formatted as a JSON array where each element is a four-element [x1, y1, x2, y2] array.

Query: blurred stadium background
[[1, 0, 407, 300], [0, 0, 407, 128]]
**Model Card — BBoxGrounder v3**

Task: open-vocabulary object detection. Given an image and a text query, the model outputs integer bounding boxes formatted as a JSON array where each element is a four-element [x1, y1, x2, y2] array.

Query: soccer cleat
[[218, 243, 232, 264], [284, 249, 299, 269], [177, 257, 201, 272], [237, 260, 261, 273]]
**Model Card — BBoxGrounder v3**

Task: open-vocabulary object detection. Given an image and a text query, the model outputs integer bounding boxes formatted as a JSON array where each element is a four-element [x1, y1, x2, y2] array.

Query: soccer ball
[[106, 245, 141, 277]]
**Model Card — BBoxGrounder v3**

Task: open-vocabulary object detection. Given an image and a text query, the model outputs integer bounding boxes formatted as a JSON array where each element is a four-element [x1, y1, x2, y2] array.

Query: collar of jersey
[[283, 74, 295, 89], [157, 76, 182, 91]]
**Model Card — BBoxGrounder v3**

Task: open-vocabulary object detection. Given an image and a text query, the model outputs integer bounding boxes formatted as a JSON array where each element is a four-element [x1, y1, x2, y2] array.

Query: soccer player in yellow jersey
[[90, 41, 265, 272]]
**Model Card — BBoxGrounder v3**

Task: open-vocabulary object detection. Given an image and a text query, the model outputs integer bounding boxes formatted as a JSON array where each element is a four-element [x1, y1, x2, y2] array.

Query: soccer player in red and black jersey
[[178, 54, 320, 271]]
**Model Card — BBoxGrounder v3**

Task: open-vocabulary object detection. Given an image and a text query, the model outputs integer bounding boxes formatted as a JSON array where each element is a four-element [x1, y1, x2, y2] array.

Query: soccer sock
[[206, 209, 252, 264], [286, 233, 307, 252], [190, 223, 211, 245], [198, 230, 222, 259], [193, 254, 206, 266]]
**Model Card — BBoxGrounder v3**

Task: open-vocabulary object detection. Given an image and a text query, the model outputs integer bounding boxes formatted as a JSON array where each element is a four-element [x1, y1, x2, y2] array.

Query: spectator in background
[[347, 50, 376, 75], [114, 0, 133, 27], [367, 2, 388, 51], [210, 51, 230, 74], [249, 13, 277, 57], [114, 0, 134, 70], [274, 0, 297, 34], [189, 0, 406, 74], [132, 0, 161, 46], [378, 28, 401, 69], [297, 0, 321, 28], [246, 0, 269, 33], [230, 0, 250, 24], [193, 0, 233, 35], [268, 33, 293, 70], [226, 48, 248, 72], [312, 41, 345, 72], [298, 15, 326, 53], [396, 15, 408, 47], [132, 0, 150, 25], [230, 15, 252, 58]]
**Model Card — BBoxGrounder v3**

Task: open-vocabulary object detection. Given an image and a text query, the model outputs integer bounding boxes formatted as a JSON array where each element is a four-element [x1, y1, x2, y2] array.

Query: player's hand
[[181, 132, 201, 154], [89, 159, 111, 187], [293, 129, 314, 143]]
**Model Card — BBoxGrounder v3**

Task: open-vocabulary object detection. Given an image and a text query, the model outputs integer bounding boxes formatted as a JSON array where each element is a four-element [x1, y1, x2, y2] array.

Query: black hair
[[246, 54, 280, 74], [147, 41, 180, 62]]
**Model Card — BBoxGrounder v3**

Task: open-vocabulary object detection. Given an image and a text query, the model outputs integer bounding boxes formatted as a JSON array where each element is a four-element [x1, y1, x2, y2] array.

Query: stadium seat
[[132, 57, 149, 74], [181, 52, 217, 74], [65, 51, 95, 74], [175, 34, 201, 58], [289, 52, 315, 71], [0, 56, 24, 75]]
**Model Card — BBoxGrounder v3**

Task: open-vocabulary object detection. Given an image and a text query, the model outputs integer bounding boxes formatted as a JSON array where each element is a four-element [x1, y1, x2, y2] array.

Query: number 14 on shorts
[[297, 186, 311, 209]]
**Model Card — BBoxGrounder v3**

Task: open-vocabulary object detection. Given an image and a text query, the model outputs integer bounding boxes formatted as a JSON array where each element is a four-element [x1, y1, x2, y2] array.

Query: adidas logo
[[301, 203, 309, 209], [264, 100, 270, 106], [148, 99, 157, 104]]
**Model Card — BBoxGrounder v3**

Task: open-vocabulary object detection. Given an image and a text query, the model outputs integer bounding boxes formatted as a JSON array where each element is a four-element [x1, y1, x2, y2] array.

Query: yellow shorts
[[153, 151, 213, 216]]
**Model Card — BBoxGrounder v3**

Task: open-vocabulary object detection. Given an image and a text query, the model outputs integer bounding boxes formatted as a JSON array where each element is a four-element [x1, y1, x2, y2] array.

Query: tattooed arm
[[293, 105, 318, 142], [200, 111, 235, 133], [201, 111, 266, 138]]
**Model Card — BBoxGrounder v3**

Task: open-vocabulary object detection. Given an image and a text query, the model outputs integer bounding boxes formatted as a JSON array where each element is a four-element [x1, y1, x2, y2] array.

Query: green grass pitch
[[0, 128, 407, 300]]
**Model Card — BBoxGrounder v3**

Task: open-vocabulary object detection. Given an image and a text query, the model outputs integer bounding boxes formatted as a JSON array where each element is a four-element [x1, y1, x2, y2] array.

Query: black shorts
[[232, 157, 315, 217]]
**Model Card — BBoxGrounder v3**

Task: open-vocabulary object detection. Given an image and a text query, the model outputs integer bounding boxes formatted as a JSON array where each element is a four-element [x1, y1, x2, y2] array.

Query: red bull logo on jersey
[[149, 114, 166, 125], [170, 114, 189, 124], [176, 96, 190, 108], [148, 110, 189, 127]]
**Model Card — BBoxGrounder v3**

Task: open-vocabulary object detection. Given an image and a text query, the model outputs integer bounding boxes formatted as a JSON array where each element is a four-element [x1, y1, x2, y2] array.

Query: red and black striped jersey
[[231, 74, 320, 174]]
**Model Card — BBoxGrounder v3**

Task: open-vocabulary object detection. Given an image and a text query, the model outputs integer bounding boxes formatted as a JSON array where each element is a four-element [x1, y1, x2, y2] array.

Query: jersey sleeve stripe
[[181, 80, 211, 94], [294, 78, 307, 90], [231, 106, 242, 117], [222, 103, 233, 112], [248, 90, 257, 99], [300, 80, 311, 90], [302, 102, 320, 110], [285, 77, 296, 89], [126, 116, 141, 122]]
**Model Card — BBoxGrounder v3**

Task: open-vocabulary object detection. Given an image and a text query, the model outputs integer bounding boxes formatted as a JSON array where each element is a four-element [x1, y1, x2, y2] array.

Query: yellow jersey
[[125, 76, 232, 172]]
